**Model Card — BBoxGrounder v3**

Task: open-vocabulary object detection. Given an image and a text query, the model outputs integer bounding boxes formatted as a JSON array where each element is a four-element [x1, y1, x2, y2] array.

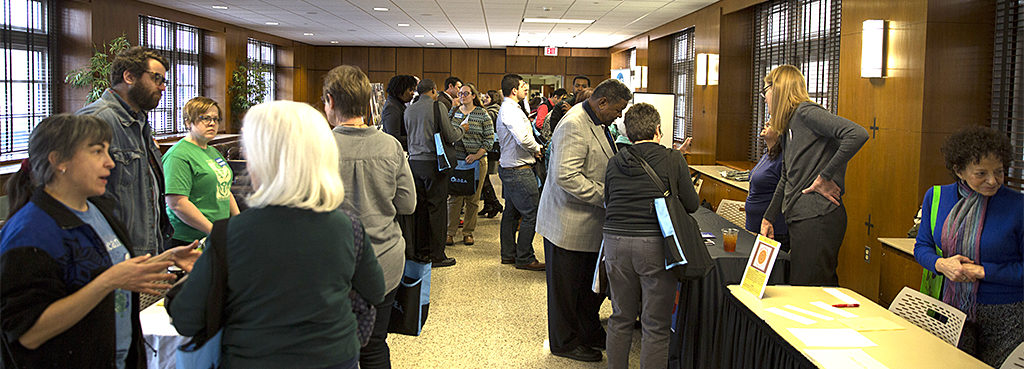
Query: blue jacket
[[0, 190, 145, 368], [77, 89, 172, 256], [914, 184, 1024, 305]]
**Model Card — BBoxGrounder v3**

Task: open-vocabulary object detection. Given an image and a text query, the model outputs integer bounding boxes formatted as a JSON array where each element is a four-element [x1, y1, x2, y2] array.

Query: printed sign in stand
[[739, 235, 781, 299]]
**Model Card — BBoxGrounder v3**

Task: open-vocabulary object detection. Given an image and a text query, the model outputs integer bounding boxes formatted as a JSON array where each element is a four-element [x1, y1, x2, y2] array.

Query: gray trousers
[[787, 204, 847, 286], [604, 233, 677, 369]]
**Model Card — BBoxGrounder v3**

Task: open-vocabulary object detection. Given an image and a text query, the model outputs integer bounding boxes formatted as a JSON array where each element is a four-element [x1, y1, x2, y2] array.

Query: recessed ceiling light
[[265, 22, 279, 25], [373, 7, 389, 11], [523, 18, 594, 24], [414, 34, 424, 38], [303, 32, 314, 36], [426, 42, 435, 46], [397, 23, 409, 27], [330, 40, 339, 44], [212, 5, 228, 10]]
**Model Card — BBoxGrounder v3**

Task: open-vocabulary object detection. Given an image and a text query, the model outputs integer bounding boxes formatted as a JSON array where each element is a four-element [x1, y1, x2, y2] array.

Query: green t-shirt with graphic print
[[162, 139, 233, 242]]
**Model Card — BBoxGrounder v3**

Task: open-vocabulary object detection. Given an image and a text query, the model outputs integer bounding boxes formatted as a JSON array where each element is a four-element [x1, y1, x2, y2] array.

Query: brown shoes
[[463, 235, 474, 245], [445, 236, 454, 246], [514, 261, 546, 271]]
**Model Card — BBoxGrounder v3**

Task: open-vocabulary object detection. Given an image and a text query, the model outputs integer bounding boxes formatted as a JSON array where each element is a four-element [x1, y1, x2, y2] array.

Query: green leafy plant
[[64, 35, 132, 104], [228, 61, 271, 127]]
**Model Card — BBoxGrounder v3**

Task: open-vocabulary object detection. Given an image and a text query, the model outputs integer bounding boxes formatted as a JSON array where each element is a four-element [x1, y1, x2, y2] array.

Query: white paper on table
[[787, 328, 877, 348], [784, 304, 834, 321], [839, 317, 906, 332], [805, 349, 889, 369], [766, 307, 816, 325], [811, 301, 859, 318], [824, 287, 860, 305]]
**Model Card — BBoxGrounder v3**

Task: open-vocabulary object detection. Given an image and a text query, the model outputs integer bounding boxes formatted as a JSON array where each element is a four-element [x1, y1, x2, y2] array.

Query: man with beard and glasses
[[77, 46, 173, 257]]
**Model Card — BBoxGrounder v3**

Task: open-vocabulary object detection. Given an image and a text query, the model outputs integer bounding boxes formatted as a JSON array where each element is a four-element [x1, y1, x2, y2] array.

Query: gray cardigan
[[404, 97, 464, 161], [764, 102, 868, 223], [333, 126, 416, 291]]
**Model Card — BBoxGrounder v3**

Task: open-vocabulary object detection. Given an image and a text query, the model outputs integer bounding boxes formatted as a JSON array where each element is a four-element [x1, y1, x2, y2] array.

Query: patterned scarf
[[939, 181, 987, 321]]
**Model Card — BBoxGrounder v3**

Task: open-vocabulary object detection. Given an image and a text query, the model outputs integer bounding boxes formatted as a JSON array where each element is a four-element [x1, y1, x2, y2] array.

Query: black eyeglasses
[[760, 84, 772, 99], [196, 115, 221, 125], [458, 91, 472, 97], [144, 71, 166, 86]]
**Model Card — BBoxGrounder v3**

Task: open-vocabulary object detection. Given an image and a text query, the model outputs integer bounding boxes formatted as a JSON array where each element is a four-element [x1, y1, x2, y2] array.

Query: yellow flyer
[[740, 235, 781, 299]]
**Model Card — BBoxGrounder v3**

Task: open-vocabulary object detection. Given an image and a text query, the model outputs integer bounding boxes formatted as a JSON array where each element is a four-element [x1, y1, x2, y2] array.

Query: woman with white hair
[[169, 101, 386, 369]]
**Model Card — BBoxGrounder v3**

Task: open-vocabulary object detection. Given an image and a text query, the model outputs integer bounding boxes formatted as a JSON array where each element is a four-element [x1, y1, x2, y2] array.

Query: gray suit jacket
[[536, 103, 615, 252]]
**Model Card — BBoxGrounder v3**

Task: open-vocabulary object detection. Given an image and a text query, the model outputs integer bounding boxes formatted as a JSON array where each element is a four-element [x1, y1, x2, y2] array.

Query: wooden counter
[[877, 238, 924, 307], [690, 165, 749, 211]]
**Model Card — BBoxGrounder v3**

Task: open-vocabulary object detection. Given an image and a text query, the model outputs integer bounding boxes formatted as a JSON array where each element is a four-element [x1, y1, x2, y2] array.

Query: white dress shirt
[[496, 97, 542, 168]]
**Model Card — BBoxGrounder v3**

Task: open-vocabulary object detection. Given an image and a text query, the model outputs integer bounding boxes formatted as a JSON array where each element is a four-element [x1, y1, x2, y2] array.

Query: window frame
[[670, 28, 696, 143], [991, 0, 1024, 191], [247, 38, 276, 103], [749, 0, 842, 161], [1, 0, 54, 160], [139, 15, 203, 136]]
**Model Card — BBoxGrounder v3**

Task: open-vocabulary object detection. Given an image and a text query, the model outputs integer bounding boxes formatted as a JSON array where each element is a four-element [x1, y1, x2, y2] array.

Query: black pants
[[479, 174, 501, 209], [409, 160, 450, 261], [787, 204, 846, 286], [359, 287, 399, 369], [545, 238, 606, 353]]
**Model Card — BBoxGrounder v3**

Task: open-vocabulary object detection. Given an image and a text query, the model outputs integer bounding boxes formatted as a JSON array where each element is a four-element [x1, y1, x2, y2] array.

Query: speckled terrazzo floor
[[387, 179, 643, 368]]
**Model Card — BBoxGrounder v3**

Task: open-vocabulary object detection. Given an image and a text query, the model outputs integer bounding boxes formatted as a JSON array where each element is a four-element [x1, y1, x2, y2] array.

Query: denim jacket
[[76, 89, 172, 255]]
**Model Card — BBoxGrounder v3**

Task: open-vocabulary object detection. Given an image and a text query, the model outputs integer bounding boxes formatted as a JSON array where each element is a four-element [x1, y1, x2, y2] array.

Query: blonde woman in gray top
[[323, 65, 416, 368]]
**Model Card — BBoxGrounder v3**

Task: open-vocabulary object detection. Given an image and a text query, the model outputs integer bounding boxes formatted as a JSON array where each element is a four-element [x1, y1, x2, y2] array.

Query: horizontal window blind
[[991, 0, 1023, 191], [1, 0, 52, 159], [671, 28, 695, 143], [750, 0, 841, 161], [247, 38, 275, 103], [140, 15, 202, 135]]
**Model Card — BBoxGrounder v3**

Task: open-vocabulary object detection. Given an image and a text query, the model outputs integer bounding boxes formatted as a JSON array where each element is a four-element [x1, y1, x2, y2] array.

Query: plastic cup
[[722, 228, 739, 253]]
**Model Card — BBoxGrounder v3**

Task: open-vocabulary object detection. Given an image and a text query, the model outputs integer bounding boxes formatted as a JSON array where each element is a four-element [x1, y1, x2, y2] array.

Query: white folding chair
[[888, 286, 966, 346], [716, 199, 746, 229], [1001, 341, 1024, 369]]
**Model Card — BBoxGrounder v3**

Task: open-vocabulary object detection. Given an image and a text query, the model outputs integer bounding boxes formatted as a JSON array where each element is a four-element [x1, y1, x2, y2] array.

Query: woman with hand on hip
[[162, 97, 239, 246], [759, 65, 868, 286]]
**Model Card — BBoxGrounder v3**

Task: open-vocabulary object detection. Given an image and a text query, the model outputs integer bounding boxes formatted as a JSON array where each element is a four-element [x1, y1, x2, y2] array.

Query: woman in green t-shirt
[[163, 97, 239, 245]]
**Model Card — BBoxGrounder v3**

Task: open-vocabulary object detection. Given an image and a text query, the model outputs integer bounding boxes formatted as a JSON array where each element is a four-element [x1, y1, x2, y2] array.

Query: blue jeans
[[498, 166, 539, 265]]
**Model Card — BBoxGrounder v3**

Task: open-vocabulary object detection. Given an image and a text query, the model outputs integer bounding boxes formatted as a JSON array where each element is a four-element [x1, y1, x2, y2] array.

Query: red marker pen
[[832, 304, 859, 308]]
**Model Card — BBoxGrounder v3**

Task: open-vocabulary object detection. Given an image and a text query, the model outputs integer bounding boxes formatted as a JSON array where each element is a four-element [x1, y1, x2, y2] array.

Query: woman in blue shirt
[[745, 125, 789, 251], [914, 126, 1023, 367], [0, 114, 198, 368]]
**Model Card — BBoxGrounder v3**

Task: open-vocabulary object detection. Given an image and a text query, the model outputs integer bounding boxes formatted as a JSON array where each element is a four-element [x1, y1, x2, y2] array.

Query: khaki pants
[[447, 159, 487, 237]]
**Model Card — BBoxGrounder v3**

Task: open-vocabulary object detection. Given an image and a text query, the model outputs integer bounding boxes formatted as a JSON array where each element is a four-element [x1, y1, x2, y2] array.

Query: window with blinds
[[991, 0, 1023, 191], [247, 38, 275, 103], [1, 0, 53, 159], [140, 15, 202, 135], [750, 0, 841, 160], [671, 28, 695, 142]]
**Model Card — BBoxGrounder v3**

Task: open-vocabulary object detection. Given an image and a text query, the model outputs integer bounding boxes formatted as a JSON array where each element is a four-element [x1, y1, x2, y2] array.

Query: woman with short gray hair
[[602, 103, 699, 369]]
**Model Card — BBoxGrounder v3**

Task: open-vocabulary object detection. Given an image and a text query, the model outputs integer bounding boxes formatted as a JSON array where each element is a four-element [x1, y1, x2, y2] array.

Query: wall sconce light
[[696, 53, 720, 86], [861, 19, 887, 78]]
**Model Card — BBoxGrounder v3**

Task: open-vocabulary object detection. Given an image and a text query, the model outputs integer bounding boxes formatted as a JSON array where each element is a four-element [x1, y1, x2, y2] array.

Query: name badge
[[215, 157, 228, 167]]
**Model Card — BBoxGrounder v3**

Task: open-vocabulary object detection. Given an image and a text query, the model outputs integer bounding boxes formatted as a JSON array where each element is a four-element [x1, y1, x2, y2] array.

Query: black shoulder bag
[[624, 147, 714, 280]]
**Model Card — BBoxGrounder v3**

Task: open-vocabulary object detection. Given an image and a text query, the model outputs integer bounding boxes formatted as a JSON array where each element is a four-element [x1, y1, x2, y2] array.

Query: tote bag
[[175, 219, 230, 369], [387, 260, 432, 336], [449, 160, 479, 196]]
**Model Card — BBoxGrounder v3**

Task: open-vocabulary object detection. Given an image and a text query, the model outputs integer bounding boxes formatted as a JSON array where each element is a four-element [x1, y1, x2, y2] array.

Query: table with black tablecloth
[[668, 207, 791, 369]]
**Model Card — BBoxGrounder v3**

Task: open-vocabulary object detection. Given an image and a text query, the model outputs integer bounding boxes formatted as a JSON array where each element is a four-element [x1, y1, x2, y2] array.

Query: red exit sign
[[544, 47, 558, 56]]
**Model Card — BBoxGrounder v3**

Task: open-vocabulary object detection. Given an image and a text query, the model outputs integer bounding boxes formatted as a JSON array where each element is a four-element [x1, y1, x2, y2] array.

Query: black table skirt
[[715, 291, 817, 369], [668, 207, 791, 369]]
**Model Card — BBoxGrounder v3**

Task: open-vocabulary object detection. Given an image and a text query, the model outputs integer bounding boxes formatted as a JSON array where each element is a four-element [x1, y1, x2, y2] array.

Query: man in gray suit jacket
[[536, 79, 632, 362]]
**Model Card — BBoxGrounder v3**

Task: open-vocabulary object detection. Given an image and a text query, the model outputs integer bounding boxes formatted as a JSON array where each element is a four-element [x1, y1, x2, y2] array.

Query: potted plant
[[228, 60, 271, 129], [64, 35, 131, 105]]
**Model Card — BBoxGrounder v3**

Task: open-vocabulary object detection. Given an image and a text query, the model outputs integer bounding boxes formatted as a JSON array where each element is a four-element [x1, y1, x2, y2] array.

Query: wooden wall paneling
[[204, 31, 228, 129], [506, 55, 537, 74], [341, 47, 369, 71], [59, 0, 95, 113], [368, 47, 396, 72], [920, 22, 994, 134], [611, 50, 629, 69], [566, 57, 610, 76], [422, 72, 450, 88], [715, 8, 752, 162], [275, 45, 296, 101], [536, 55, 567, 75], [423, 49, 452, 73], [396, 48, 424, 76], [506, 47, 538, 56], [367, 71, 394, 84], [568, 48, 609, 57], [451, 49, 479, 86], [647, 36, 672, 94], [478, 49, 506, 73], [476, 73, 505, 93], [877, 244, 924, 306], [312, 47, 342, 70]]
